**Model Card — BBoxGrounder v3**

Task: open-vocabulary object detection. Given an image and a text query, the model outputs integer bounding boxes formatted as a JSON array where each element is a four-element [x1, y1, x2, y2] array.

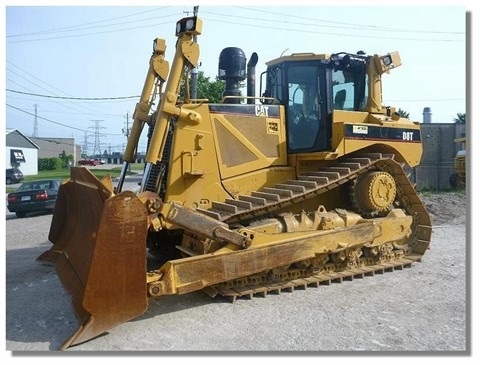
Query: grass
[[23, 168, 118, 181], [6, 163, 145, 193]]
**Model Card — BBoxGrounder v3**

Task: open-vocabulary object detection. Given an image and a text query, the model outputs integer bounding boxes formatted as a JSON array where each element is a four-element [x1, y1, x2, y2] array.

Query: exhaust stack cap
[[219, 47, 246, 81], [219, 47, 246, 103]]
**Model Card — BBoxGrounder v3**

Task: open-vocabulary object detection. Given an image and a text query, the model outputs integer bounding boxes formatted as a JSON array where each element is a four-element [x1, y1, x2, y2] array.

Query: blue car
[[7, 179, 63, 218]]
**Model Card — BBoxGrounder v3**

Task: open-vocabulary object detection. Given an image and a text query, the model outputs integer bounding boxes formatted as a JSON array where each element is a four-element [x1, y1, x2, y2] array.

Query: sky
[[3, 1, 469, 157]]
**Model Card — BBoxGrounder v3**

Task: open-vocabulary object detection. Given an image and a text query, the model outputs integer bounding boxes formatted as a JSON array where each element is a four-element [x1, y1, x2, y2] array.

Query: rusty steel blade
[[38, 168, 150, 349]]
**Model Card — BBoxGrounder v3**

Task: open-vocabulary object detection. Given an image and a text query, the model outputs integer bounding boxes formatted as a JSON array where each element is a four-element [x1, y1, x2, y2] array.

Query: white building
[[5, 129, 39, 176]]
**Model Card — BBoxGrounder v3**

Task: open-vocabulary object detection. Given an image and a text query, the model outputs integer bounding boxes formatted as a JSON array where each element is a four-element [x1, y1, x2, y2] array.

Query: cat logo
[[255, 105, 269, 117]]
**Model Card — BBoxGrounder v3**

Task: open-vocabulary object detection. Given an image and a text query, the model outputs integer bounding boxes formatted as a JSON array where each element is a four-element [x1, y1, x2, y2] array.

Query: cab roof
[[266, 53, 331, 67]]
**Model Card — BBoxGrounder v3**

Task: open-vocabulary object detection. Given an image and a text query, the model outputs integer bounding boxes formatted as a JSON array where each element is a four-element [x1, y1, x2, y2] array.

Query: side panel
[[163, 103, 289, 210], [209, 104, 287, 179], [330, 110, 423, 166], [163, 103, 231, 210]]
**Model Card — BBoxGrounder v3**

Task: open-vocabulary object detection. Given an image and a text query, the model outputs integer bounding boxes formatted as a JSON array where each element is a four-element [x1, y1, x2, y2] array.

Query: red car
[[78, 159, 99, 166]]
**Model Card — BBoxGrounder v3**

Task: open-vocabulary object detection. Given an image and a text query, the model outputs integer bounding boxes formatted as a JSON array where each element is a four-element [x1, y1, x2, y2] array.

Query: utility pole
[[83, 131, 89, 158], [32, 104, 38, 137], [122, 112, 131, 171], [72, 133, 76, 166], [122, 112, 130, 139], [190, 5, 199, 99]]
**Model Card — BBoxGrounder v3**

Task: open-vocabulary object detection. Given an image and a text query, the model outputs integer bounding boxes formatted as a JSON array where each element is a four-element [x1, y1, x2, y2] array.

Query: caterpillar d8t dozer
[[38, 15, 432, 349]]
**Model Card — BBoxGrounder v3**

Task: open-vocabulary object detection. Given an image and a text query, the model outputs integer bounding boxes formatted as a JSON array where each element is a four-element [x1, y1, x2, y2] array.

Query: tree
[[397, 108, 410, 119], [453, 112, 466, 124], [58, 150, 74, 168], [180, 71, 225, 103], [195, 72, 226, 103]]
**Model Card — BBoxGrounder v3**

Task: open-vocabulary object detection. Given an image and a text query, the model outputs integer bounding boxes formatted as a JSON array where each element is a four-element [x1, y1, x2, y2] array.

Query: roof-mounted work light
[[175, 16, 202, 37], [375, 52, 402, 74], [152, 38, 166, 54]]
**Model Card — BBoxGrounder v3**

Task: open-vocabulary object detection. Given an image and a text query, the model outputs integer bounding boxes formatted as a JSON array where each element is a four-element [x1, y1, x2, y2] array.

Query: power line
[[3, 101, 122, 116], [202, 16, 463, 43], [6, 88, 140, 100], [3, 97, 123, 116], [6, 103, 124, 136], [7, 103, 90, 133], [7, 8, 463, 45], [6, 62, 127, 115], [7, 104, 140, 153], [6, 81, 125, 120], [6, 14, 182, 44], [233, 6, 464, 35], [7, 7, 170, 38]]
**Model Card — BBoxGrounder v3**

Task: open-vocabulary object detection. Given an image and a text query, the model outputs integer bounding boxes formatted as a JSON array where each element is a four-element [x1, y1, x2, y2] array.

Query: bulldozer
[[38, 15, 432, 350], [450, 137, 466, 188]]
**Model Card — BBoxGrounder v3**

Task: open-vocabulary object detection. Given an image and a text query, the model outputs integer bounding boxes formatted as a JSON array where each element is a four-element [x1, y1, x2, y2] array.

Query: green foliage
[[38, 150, 73, 171], [196, 72, 226, 103], [180, 71, 225, 103], [453, 112, 466, 124], [38, 157, 63, 171], [59, 150, 74, 168]]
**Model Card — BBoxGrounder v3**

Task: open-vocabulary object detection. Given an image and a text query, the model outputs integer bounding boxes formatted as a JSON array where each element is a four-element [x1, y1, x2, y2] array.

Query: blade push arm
[[140, 17, 203, 192], [117, 38, 169, 192]]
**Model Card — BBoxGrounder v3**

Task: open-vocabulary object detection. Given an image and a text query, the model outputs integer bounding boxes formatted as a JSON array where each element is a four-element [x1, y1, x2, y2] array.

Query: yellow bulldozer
[[38, 15, 432, 349], [450, 137, 466, 188]]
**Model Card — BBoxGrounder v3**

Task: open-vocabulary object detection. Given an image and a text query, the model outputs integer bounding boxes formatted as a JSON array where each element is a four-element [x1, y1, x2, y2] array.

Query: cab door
[[284, 64, 329, 153]]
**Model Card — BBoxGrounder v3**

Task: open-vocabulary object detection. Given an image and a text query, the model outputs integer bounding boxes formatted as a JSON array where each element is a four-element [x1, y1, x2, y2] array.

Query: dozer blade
[[38, 168, 149, 349]]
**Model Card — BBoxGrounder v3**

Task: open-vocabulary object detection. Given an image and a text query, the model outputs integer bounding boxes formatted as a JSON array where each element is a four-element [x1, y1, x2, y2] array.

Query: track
[[200, 152, 431, 254], [195, 152, 432, 301], [206, 256, 420, 302]]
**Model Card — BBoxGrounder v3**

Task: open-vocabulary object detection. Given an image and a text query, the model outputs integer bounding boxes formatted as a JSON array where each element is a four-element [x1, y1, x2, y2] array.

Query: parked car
[[6, 168, 24, 185], [7, 179, 63, 218], [78, 159, 99, 166]]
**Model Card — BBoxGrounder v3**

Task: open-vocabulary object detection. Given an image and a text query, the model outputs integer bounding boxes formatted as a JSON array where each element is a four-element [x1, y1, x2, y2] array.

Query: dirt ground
[[418, 190, 467, 226], [4, 189, 469, 356]]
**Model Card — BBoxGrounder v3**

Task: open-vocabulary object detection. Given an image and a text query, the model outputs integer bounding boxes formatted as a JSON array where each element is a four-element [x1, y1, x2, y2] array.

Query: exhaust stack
[[247, 52, 258, 104]]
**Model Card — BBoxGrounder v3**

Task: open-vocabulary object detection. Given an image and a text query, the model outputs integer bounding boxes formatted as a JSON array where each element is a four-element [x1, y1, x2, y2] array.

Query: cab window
[[286, 65, 320, 150], [331, 69, 367, 111]]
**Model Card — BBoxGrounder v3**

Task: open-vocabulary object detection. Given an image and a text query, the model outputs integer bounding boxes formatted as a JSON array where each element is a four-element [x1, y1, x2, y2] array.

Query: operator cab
[[261, 52, 368, 154]]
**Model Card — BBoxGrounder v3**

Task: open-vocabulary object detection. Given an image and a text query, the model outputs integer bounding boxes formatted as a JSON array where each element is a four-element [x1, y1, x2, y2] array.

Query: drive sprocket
[[351, 170, 396, 217]]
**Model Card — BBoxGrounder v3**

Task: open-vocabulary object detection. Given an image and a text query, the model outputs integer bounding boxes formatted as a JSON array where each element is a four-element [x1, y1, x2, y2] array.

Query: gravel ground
[[3, 191, 471, 359]]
